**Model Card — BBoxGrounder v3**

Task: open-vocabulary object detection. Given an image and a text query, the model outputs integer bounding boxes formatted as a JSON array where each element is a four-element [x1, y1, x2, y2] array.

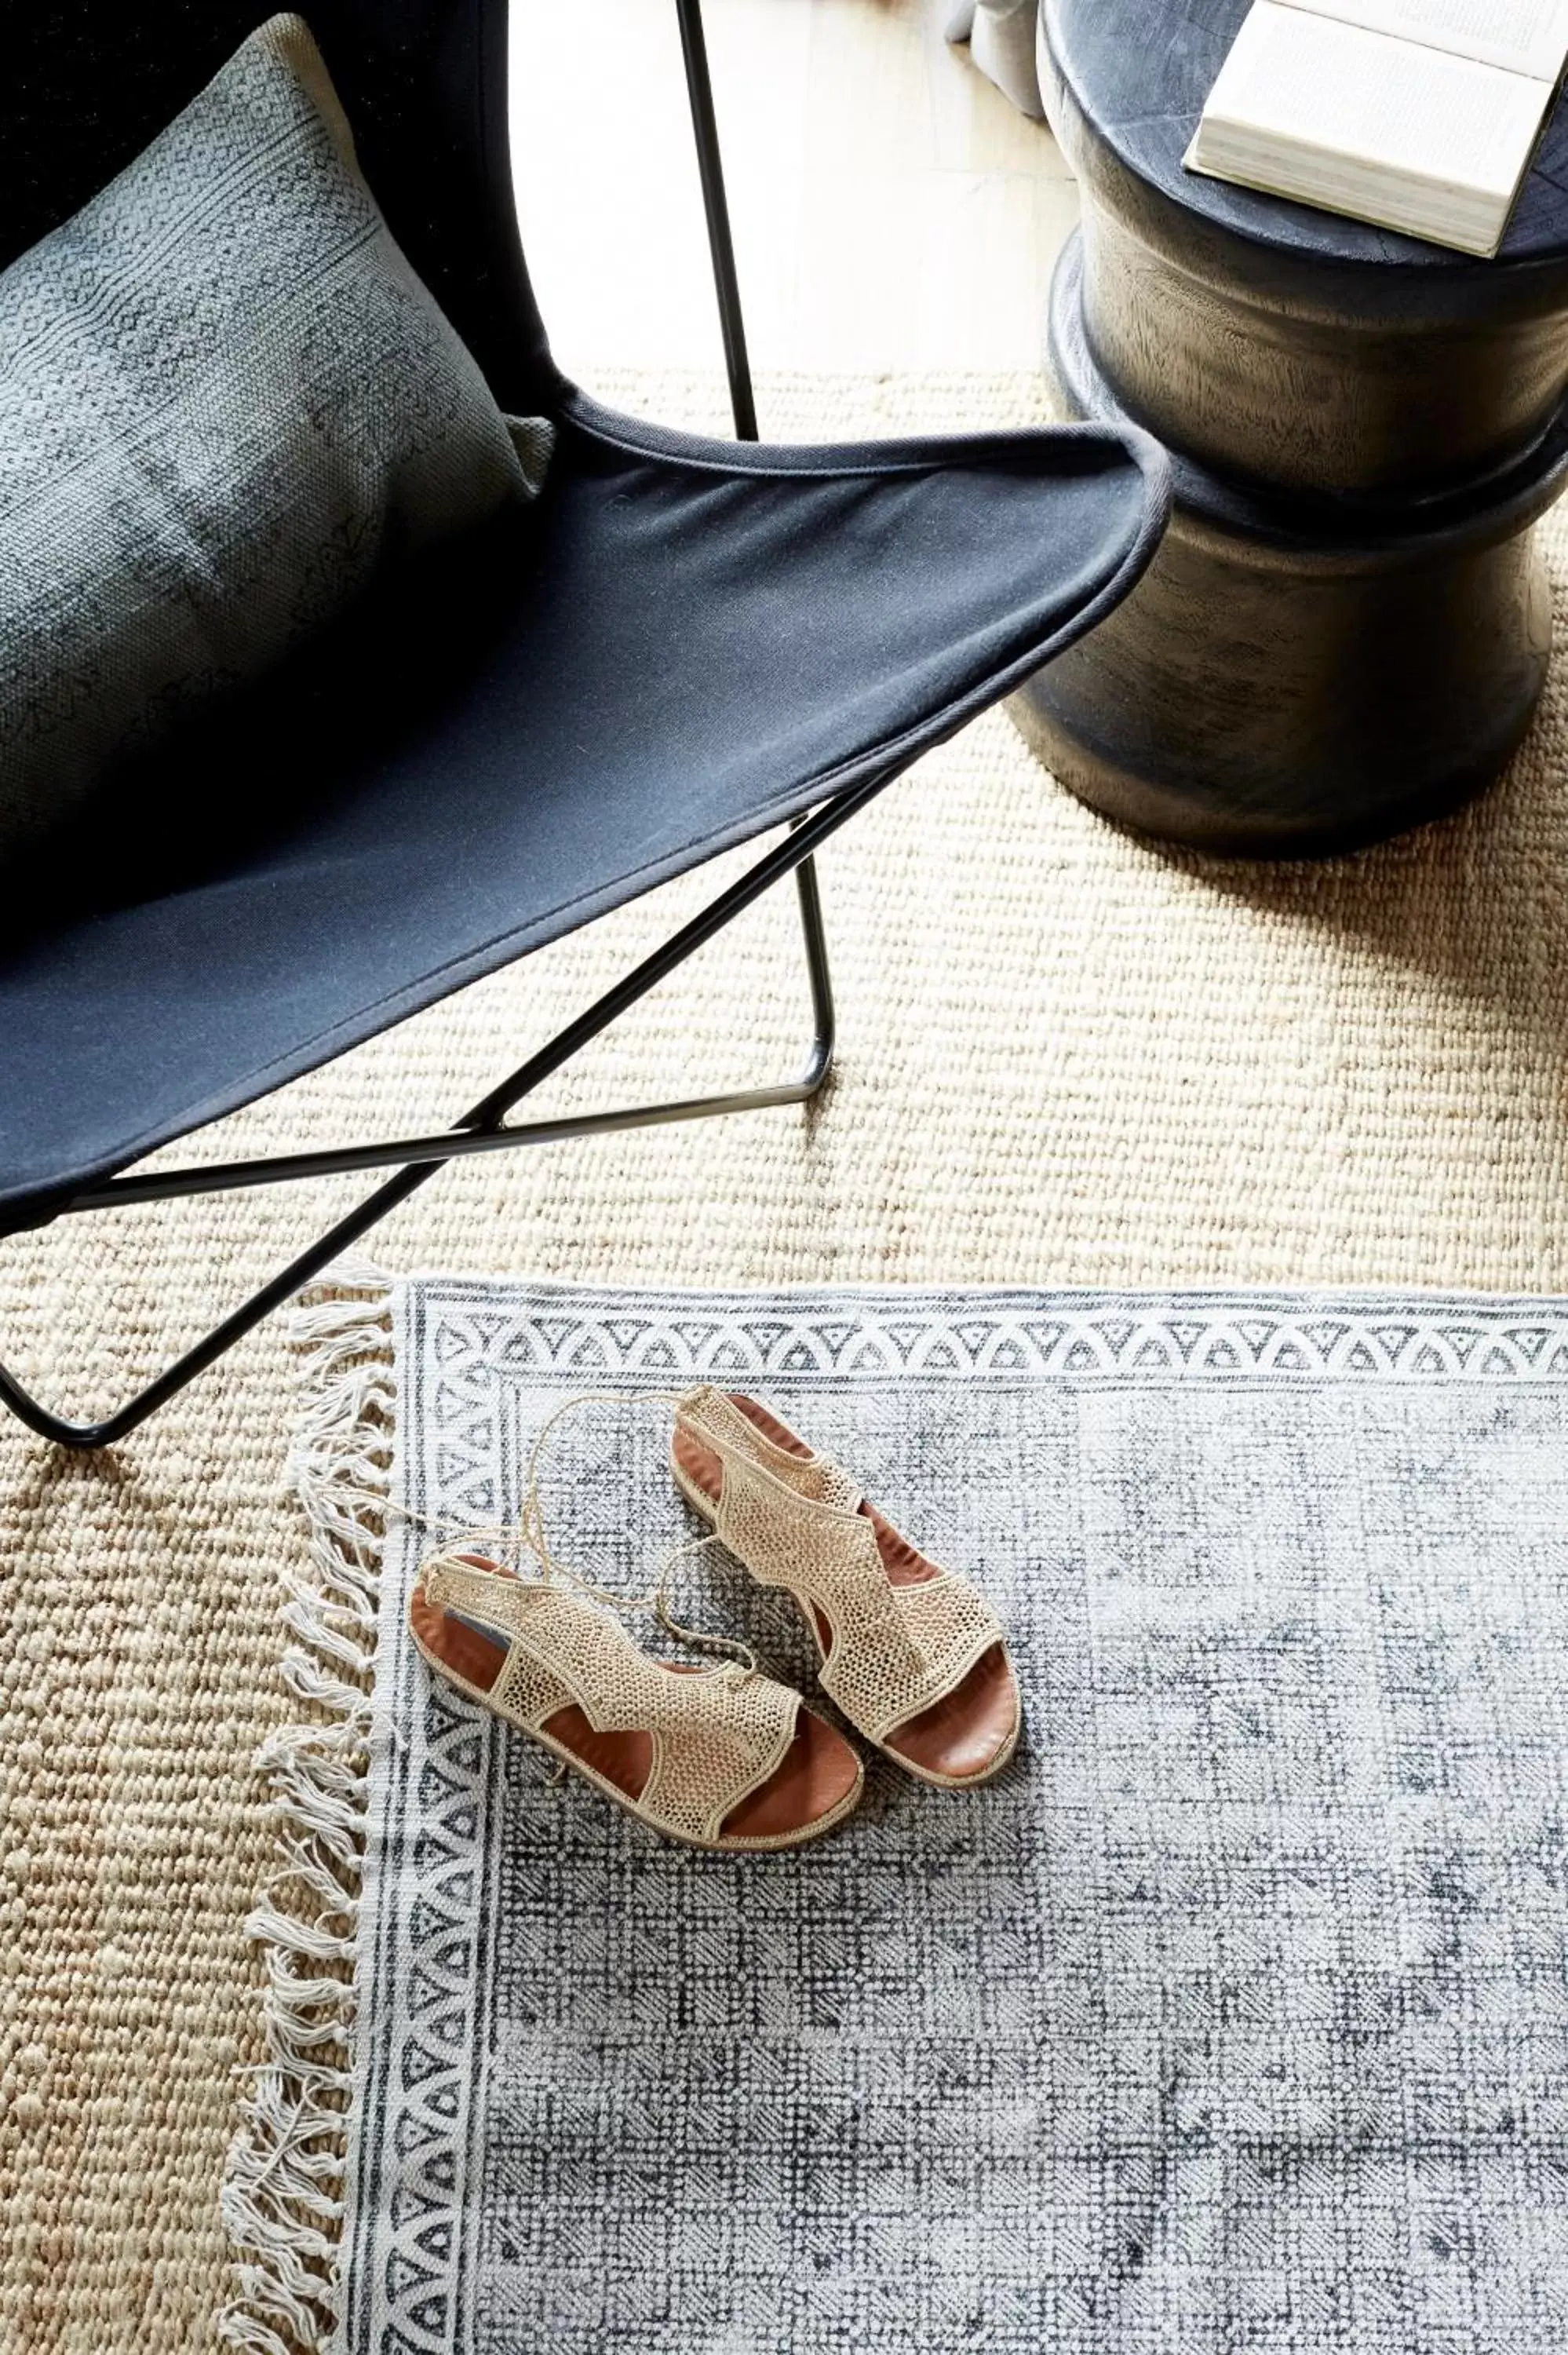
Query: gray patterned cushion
[[0, 13, 552, 866]]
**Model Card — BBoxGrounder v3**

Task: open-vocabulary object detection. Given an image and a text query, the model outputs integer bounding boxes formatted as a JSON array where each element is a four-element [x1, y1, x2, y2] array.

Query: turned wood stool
[[1014, 0, 1568, 856]]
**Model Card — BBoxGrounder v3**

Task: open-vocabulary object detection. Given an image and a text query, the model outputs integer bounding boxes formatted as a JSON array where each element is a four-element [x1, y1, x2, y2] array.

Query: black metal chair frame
[[0, 0, 858, 1453]]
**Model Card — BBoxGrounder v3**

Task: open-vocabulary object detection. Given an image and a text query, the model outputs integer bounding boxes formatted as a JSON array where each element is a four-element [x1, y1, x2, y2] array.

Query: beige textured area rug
[[2, 368, 1567, 2353]]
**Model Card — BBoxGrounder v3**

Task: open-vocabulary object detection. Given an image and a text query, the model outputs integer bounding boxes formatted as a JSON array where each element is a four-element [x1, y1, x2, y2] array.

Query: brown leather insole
[[673, 1397, 1019, 1781], [409, 1564, 859, 1840]]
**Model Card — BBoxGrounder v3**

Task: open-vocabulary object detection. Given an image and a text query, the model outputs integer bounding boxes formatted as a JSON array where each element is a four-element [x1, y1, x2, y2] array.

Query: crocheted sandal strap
[[871, 1576, 1006, 1743], [727, 1462, 1002, 1736], [674, 1396, 1007, 1744], [420, 1557, 800, 1843]]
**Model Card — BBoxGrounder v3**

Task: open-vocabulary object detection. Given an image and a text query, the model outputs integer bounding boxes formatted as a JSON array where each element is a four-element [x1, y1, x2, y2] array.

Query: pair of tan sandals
[[410, 1385, 1021, 1853]]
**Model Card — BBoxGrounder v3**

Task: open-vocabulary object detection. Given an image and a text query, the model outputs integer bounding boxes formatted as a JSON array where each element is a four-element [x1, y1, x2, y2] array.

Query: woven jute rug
[[231, 1272, 1568, 2354], [3, 368, 1568, 2352]]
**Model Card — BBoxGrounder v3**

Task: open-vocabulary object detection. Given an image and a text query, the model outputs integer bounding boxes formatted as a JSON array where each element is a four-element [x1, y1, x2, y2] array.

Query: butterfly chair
[[0, 0, 1169, 1450]]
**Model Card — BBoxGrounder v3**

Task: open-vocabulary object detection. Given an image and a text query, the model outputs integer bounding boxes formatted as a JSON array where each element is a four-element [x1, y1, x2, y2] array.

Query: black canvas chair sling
[[0, 0, 1169, 1449]]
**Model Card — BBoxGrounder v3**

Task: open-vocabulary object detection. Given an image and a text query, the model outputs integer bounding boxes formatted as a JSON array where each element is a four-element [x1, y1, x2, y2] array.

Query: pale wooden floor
[[509, 0, 1078, 383]]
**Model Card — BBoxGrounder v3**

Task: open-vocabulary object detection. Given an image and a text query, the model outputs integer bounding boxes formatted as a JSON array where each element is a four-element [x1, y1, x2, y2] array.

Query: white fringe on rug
[[218, 1261, 397, 2355]]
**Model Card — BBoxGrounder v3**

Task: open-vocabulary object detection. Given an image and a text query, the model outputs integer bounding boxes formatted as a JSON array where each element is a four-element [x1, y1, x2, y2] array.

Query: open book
[[1185, 0, 1568, 255]]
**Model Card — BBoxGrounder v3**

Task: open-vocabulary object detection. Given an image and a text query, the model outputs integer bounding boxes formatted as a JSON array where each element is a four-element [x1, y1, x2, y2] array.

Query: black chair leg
[[0, 786, 880, 1451]]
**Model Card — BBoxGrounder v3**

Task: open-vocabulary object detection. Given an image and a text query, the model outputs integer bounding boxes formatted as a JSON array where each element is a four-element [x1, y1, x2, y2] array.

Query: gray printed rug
[[320, 1280, 1568, 2355]]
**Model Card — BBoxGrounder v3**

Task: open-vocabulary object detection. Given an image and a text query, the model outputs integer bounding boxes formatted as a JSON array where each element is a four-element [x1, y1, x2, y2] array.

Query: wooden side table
[[1014, 0, 1568, 856]]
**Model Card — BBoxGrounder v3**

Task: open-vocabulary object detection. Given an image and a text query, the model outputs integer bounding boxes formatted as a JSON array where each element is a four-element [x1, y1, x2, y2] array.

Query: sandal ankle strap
[[675, 1385, 862, 1513]]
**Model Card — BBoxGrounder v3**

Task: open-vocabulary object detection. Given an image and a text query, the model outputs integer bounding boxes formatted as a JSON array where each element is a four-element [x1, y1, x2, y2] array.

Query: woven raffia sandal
[[410, 1552, 864, 1852], [670, 1386, 1022, 1787]]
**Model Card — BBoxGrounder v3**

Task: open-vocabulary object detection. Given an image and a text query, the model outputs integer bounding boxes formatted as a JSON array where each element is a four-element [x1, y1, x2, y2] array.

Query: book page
[[1205, 3, 1552, 198], [1275, 0, 1568, 80]]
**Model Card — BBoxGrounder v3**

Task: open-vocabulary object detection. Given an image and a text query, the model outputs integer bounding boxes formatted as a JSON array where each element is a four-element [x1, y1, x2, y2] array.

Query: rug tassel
[[218, 1262, 395, 2353]]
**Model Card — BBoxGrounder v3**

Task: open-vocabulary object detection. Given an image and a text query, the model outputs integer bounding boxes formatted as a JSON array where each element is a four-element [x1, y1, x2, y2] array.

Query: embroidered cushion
[[0, 13, 552, 866]]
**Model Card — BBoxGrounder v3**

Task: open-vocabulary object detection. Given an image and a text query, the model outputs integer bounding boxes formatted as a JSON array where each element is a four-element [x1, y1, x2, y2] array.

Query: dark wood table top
[[1042, 0, 1568, 268]]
